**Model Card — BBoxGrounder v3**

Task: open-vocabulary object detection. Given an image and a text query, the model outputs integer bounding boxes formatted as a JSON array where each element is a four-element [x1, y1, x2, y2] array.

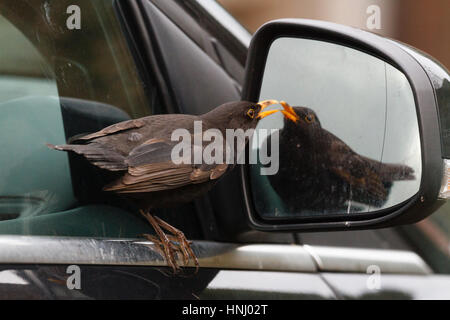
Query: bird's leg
[[139, 210, 179, 272], [153, 215, 199, 272]]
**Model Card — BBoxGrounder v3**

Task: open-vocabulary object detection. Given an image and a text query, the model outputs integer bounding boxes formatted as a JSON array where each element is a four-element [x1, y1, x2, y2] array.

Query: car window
[[0, 0, 158, 238]]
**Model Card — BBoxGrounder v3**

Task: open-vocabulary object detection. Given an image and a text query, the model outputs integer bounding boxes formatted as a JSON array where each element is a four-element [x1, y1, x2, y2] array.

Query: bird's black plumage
[[266, 104, 415, 214], [49, 101, 270, 205], [48, 100, 280, 271]]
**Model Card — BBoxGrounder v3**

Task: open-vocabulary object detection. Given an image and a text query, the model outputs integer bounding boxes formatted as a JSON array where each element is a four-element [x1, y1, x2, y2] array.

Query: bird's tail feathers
[[377, 163, 415, 181], [46, 142, 127, 171]]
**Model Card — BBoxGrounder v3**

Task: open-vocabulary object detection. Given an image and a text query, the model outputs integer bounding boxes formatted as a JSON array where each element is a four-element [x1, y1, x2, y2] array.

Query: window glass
[[0, 0, 156, 237]]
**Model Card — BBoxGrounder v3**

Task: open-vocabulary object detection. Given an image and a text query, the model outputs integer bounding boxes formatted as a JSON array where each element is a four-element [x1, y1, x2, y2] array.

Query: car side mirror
[[242, 19, 449, 231]]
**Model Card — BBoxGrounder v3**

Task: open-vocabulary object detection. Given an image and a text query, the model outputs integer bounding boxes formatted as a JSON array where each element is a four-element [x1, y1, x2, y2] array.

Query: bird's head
[[238, 99, 282, 130], [205, 100, 281, 131], [279, 101, 321, 134]]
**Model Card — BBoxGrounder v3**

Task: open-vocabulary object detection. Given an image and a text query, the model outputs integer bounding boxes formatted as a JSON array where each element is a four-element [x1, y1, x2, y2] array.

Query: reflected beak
[[256, 99, 280, 119], [280, 101, 300, 123]]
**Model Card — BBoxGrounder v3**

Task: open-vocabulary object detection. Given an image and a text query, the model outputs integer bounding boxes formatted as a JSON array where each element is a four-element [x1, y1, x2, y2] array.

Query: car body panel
[[0, 235, 439, 299]]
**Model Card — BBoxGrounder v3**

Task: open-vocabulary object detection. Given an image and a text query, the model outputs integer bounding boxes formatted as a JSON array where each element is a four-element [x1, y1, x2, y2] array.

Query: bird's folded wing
[[73, 118, 147, 142], [327, 133, 387, 200], [103, 137, 229, 193]]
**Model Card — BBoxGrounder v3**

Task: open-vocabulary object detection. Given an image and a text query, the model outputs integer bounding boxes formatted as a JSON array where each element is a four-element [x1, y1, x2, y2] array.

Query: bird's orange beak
[[256, 99, 280, 119], [280, 101, 300, 123]]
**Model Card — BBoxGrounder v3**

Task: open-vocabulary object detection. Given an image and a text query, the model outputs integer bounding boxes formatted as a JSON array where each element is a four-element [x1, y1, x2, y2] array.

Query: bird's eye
[[305, 114, 315, 123], [246, 108, 255, 119]]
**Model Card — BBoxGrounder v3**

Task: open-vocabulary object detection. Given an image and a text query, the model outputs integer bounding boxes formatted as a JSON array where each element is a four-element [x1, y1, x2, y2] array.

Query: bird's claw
[[139, 210, 199, 274], [153, 215, 199, 273], [142, 233, 180, 273]]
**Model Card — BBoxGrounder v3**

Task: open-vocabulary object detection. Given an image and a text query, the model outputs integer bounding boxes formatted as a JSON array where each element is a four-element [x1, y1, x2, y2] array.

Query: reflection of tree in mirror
[[264, 105, 415, 215]]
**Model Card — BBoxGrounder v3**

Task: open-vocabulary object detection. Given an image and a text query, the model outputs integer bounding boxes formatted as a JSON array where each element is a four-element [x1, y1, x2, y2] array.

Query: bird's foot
[[139, 210, 179, 272], [139, 210, 199, 274], [153, 215, 199, 274], [141, 233, 183, 261]]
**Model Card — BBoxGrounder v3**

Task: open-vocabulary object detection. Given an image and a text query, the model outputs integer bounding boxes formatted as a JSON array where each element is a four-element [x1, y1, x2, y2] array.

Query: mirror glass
[[250, 37, 422, 219]]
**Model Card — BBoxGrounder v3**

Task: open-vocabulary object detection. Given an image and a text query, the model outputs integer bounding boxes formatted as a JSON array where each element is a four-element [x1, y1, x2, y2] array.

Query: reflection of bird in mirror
[[47, 100, 280, 272], [265, 101, 415, 214]]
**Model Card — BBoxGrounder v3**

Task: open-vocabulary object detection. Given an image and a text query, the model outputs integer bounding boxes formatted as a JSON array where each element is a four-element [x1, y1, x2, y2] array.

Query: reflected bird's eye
[[305, 114, 315, 123]]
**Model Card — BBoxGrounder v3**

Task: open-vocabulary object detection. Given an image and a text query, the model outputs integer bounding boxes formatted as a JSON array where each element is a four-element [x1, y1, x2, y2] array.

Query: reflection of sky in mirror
[[254, 37, 421, 215]]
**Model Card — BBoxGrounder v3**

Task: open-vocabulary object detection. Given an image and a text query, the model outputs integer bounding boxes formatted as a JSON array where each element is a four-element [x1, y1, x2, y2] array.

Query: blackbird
[[48, 100, 280, 272], [265, 101, 415, 214]]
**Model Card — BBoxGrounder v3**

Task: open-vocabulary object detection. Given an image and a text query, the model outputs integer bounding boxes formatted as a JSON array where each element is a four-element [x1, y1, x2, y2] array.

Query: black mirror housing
[[242, 19, 447, 232]]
